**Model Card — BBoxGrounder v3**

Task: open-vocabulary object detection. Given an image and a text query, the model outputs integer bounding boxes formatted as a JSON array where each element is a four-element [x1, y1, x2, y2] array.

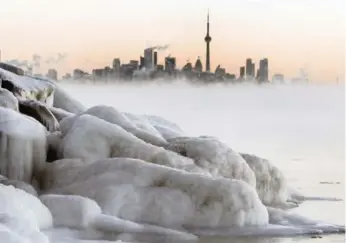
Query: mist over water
[[61, 80, 345, 243]]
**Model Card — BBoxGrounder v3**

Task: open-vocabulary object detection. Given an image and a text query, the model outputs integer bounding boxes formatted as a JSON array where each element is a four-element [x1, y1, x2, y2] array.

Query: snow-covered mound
[[0, 184, 52, 243], [43, 157, 269, 228], [0, 177, 38, 196], [58, 114, 207, 174], [39, 194, 102, 229], [58, 110, 288, 206], [139, 114, 186, 140], [52, 85, 86, 114], [165, 136, 256, 187], [60, 105, 167, 147]]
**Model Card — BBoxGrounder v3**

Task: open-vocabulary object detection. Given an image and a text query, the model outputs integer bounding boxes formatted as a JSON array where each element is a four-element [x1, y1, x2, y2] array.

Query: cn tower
[[204, 10, 212, 72]]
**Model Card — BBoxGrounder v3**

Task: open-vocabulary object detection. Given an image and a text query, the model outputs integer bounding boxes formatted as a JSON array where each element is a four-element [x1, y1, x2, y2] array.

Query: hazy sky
[[0, 0, 344, 81]]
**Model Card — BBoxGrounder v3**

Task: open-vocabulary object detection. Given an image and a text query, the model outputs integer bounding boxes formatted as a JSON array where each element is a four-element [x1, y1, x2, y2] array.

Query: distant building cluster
[[41, 11, 286, 84], [239, 58, 269, 83]]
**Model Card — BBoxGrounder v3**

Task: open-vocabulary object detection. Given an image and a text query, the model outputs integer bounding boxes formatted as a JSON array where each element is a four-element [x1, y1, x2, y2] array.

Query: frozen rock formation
[[42, 157, 269, 228], [52, 85, 86, 114], [40, 194, 102, 229], [0, 184, 52, 243], [142, 114, 186, 140], [58, 114, 206, 174], [0, 88, 18, 111], [0, 177, 38, 196], [240, 153, 290, 208], [0, 107, 47, 184], [60, 105, 167, 147], [48, 106, 74, 121], [166, 136, 256, 186]]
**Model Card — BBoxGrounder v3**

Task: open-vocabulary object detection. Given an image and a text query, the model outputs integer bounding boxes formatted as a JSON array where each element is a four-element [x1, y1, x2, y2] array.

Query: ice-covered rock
[[60, 114, 257, 187], [58, 114, 206, 174], [52, 85, 86, 114], [123, 112, 164, 139], [0, 184, 52, 243], [39, 194, 102, 229], [142, 114, 186, 140], [18, 100, 60, 132], [165, 136, 256, 187], [43, 158, 269, 228], [0, 107, 47, 184], [48, 107, 74, 121], [0, 88, 18, 111], [0, 178, 38, 196], [0, 66, 54, 105], [240, 153, 290, 207], [60, 105, 167, 147]]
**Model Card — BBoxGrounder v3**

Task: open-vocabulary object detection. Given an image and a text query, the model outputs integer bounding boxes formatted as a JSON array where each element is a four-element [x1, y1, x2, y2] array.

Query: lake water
[[61, 81, 345, 243]]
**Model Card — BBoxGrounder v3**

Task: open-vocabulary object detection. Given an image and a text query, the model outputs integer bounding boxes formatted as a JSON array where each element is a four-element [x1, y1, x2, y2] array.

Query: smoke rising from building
[[3, 53, 68, 74], [147, 45, 169, 51]]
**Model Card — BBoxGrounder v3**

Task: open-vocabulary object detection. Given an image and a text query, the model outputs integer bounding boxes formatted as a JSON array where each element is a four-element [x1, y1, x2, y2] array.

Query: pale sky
[[0, 0, 344, 81]]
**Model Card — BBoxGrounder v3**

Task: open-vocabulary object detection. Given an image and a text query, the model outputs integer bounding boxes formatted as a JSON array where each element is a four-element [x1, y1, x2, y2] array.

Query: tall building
[[130, 60, 139, 70], [204, 10, 212, 72], [182, 62, 193, 72], [165, 56, 176, 73], [112, 58, 121, 71], [144, 48, 154, 69], [139, 56, 145, 69], [153, 51, 158, 67], [240, 66, 245, 78], [246, 58, 253, 77], [258, 58, 269, 82], [73, 69, 87, 80], [251, 63, 255, 77], [194, 57, 203, 72]]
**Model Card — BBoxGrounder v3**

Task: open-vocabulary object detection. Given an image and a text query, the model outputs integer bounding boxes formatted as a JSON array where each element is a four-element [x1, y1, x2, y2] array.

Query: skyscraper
[[165, 56, 176, 73], [251, 63, 255, 77], [153, 51, 158, 67], [204, 10, 212, 72], [240, 66, 245, 78], [246, 58, 253, 77], [194, 57, 203, 72], [144, 48, 154, 69], [112, 58, 121, 74], [258, 58, 269, 82]]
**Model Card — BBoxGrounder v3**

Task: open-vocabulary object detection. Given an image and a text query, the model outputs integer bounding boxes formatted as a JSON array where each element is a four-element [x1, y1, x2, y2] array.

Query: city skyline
[[0, 0, 344, 82]]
